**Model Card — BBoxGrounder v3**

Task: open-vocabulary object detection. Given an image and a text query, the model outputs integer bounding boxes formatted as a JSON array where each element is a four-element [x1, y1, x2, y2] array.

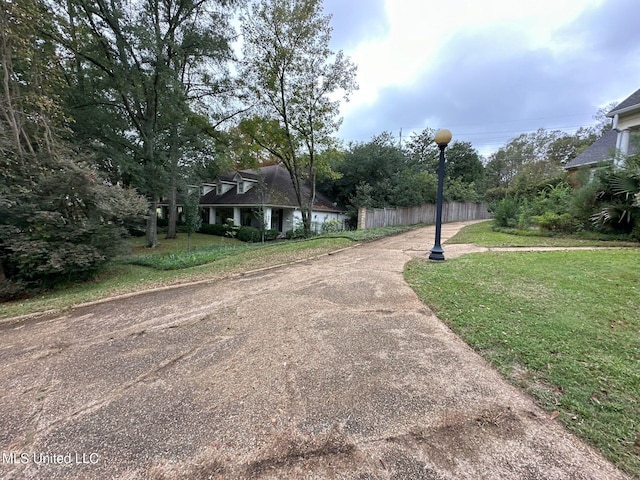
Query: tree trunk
[[306, 167, 317, 236], [301, 207, 311, 237], [146, 198, 159, 248], [166, 184, 177, 239]]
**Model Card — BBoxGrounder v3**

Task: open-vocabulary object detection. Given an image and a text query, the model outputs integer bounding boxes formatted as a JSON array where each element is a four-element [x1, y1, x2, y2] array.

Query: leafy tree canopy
[[239, 0, 357, 235], [0, 0, 147, 299]]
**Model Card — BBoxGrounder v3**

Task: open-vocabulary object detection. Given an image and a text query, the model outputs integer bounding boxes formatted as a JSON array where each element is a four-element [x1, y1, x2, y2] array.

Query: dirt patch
[[245, 426, 356, 476]]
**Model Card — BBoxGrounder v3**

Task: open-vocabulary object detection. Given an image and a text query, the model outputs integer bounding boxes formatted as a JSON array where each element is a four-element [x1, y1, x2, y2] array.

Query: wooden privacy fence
[[357, 202, 490, 229]]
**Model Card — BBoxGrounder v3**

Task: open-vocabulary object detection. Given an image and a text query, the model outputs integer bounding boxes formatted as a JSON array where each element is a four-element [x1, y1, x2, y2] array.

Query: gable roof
[[564, 129, 639, 170], [564, 129, 618, 170], [607, 88, 640, 117], [200, 164, 341, 212]]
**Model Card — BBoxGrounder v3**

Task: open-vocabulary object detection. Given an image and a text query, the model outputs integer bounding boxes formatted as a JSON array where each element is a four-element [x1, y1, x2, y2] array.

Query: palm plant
[[591, 154, 640, 233]]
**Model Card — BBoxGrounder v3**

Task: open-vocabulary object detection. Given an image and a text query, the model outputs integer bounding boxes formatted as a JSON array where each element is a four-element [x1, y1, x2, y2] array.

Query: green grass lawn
[[127, 231, 243, 254], [405, 226, 640, 477], [1, 227, 413, 320], [450, 220, 639, 247]]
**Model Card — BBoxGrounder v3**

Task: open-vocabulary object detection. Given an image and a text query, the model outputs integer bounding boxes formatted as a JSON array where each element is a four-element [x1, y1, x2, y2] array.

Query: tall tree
[[405, 128, 439, 172], [0, 0, 146, 297], [325, 132, 438, 215], [239, 0, 357, 235], [485, 129, 565, 189], [1, 0, 63, 158], [445, 141, 485, 185], [54, 0, 241, 246]]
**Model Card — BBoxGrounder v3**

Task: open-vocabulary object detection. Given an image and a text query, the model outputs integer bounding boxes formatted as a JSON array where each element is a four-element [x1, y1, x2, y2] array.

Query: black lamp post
[[429, 128, 452, 261]]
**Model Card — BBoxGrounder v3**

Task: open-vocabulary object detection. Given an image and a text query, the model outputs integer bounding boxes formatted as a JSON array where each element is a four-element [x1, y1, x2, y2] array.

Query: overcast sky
[[322, 0, 640, 157]]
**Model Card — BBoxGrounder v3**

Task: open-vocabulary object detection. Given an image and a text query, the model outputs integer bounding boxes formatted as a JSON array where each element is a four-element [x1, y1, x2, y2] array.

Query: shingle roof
[[607, 88, 640, 116], [200, 164, 340, 212], [564, 129, 618, 169], [564, 129, 639, 170]]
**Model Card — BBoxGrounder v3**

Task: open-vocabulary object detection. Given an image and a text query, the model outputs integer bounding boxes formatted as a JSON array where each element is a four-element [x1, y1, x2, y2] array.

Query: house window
[[271, 208, 284, 232], [241, 208, 254, 226]]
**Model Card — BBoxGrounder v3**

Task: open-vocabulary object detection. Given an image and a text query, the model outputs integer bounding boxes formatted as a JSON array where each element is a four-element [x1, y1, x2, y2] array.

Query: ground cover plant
[[405, 229, 640, 477]]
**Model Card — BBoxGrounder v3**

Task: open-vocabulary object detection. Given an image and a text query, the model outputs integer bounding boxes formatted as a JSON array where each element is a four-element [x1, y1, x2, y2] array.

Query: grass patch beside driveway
[[1, 226, 414, 321], [405, 247, 640, 477], [449, 220, 639, 247]]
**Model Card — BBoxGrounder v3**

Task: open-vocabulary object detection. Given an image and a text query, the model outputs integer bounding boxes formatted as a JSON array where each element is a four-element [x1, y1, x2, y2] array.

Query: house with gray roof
[[565, 88, 640, 172], [198, 164, 344, 233]]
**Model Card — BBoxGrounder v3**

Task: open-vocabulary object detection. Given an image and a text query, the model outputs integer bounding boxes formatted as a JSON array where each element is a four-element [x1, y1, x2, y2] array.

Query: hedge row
[[199, 223, 280, 243], [199, 223, 226, 236]]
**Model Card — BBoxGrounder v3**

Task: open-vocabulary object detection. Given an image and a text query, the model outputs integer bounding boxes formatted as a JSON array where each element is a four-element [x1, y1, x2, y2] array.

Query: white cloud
[[343, 0, 604, 111], [324, 0, 640, 154]]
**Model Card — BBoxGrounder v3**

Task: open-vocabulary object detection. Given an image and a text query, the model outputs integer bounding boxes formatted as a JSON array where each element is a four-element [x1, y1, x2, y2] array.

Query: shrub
[[223, 219, 239, 239], [1, 155, 147, 299], [492, 197, 519, 228], [570, 181, 600, 231], [444, 179, 481, 203], [532, 212, 576, 233], [264, 229, 280, 241], [201, 223, 278, 242], [286, 227, 308, 239], [285, 219, 309, 239], [237, 226, 261, 243], [321, 219, 344, 234], [515, 199, 535, 229], [533, 182, 573, 216], [484, 186, 509, 204], [199, 223, 227, 236]]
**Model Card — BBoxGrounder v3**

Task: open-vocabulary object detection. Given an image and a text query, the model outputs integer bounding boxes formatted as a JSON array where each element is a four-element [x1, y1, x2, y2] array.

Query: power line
[[340, 123, 600, 146]]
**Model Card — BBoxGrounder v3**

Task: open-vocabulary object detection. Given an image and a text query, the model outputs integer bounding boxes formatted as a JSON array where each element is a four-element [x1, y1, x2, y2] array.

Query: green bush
[[484, 187, 509, 204], [237, 226, 261, 242], [1, 155, 147, 299], [515, 199, 535, 230], [234, 226, 280, 242], [199, 223, 227, 236], [286, 227, 308, 239], [492, 197, 519, 228], [532, 212, 576, 233], [321, 219, 343, 234], [285, 219, 309, 239], [264, 229, 281, 241], [533, 182, 573, 216], [444, 179, 481, 203]]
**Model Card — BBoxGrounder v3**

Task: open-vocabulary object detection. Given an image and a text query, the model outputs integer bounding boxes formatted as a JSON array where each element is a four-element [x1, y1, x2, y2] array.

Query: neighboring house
[[198, 164, 344, 233], [565, 88, 640, 172]]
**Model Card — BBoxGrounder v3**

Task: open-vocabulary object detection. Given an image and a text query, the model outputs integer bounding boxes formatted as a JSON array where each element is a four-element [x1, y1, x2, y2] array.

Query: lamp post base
[[428, 247, 445, 261]]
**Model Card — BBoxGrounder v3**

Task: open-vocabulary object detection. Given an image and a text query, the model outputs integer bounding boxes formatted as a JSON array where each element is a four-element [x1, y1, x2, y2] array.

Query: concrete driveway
[[0, 222, 631, 479]]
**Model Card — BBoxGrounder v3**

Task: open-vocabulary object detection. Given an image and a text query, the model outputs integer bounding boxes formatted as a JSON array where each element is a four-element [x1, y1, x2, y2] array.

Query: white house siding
[[202, 205, 344, 233], [611, 108, 640, 161], [292, 209, 347, 233], [615, 110, 640, 131], [618, 129, 631, 157]]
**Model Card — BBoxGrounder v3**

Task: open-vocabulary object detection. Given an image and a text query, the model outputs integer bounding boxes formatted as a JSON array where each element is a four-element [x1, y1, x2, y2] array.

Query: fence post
[[357, 207, 367, 230]]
